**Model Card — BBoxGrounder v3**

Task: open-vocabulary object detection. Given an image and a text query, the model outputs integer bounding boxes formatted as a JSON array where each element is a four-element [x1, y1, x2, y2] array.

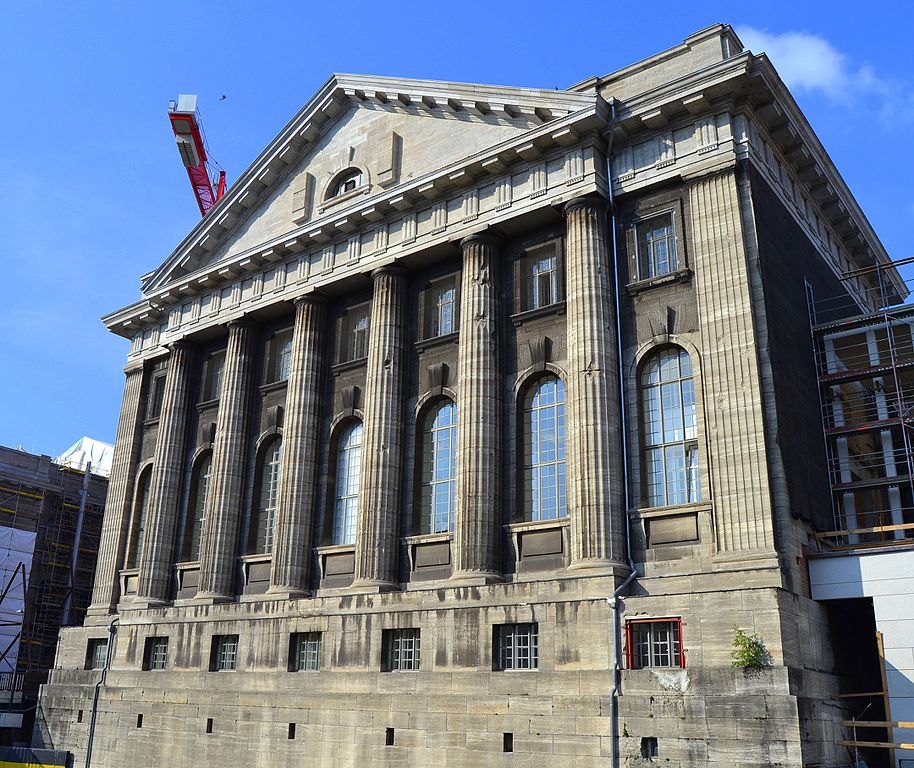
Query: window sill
[[240, 553, 273, 565], [415, 331, 459, 353], [315, 543, 356, 556], [635, 502, 709, 519], [259, 380, 288, 395], [511, 301, 566, 327], [142, 416, 161, 427], [196, 398, 220, 413], [627, 269, 692, 296], [317, 184, 371, 214], [504, 517, 570, 534], [403, 531, 452, 545], [331, 357, 368, 375]]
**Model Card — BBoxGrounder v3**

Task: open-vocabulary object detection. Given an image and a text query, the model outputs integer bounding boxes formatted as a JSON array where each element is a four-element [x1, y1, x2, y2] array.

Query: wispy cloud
[[736, 25, 913, 123]]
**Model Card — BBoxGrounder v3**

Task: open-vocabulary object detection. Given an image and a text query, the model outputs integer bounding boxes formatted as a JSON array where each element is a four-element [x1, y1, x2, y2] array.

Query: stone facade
[[36, 24, 907, 768]]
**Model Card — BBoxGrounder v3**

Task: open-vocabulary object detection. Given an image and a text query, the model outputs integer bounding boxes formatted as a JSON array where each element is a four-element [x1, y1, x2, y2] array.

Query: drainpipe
[[85, 617, 117, 768], [604, 96, 640, 768]]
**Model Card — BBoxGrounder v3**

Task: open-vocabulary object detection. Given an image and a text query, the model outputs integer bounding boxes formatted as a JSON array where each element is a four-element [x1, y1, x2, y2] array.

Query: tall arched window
[[181, 452, 211, 562], [419, 400, 457, 533], [249, 438, 282, 554], [641, 347, 700, 507], [522, 375, 567, 521], [332, 422, 363, 545], [126, 467, 152, 568]]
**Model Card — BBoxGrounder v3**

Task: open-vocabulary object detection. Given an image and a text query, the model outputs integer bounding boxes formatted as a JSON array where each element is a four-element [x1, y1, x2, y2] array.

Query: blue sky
[[1, 1, 911, 456]]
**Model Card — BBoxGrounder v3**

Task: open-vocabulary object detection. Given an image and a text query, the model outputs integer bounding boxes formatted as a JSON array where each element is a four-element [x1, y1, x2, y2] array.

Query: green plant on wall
[[731, 627, 773, 670]]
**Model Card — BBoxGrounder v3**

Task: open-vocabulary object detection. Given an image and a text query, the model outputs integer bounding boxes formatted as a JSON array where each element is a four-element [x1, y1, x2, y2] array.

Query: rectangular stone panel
[[324, 553, 355, 576], [415, 542, 450, 568], [647, 513, 699, 546], [521, 528, 564, 557]]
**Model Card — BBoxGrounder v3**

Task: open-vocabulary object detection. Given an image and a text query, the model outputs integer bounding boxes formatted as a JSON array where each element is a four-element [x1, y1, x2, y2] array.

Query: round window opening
[[330, 169, 364, 199]]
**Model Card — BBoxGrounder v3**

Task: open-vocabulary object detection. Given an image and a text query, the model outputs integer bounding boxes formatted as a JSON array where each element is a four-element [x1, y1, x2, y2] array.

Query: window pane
[[523, 377, 567, 520], [640, 348, 700, 508], [420, 401, 457, 533], [333, 422, 363, 544], [636, 214, 677, 279]]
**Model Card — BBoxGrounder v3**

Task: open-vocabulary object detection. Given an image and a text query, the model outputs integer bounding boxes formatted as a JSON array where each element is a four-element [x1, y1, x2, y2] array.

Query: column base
[[566, 559, 629, 578], [84, 606, 116, 626], [449, 570, 504, 587], [349, 578, 399, 594], [263, 586, 311, 601], [192, 592, 235, 605], [126, 597, 173, 610]]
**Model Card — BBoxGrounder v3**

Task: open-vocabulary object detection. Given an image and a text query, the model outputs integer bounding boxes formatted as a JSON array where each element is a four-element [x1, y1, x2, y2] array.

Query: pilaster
[[352, 267, 407, 590], [563, 197, 626, 569], [135, 342, 194, 604], [86, 363, 146, 619], [689, 170, 775, 554], [268, 295, 328, 597], [452, 233, 502, 581], [197, 320, 257, 600]]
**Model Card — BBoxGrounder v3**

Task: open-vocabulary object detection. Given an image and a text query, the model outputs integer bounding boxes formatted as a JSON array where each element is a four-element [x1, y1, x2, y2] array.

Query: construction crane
[[167, 94, 227, 217]]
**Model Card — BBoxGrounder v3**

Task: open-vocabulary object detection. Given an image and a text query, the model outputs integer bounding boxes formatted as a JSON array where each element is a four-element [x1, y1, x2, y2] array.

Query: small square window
[[200, 350, 226, 402], [383, 629, 420, 672], [519, 242, 562, 312], [85, 638, 109, 671], [338, 307, 370, 363], [635, 213, 678, 280], [496, 623, 538, 671], [289, 632, 321, 672], [424, 277, 458, 339], [143, 636, 169, 671], [626, 619, 683, 669], [211, 634, 239, 671], [264, 329, 293, 384]]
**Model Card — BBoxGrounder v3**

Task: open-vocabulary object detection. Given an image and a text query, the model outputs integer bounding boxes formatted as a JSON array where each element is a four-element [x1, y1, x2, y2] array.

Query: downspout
[[85, 617, 118, 768], [605, 97, 640, 768]]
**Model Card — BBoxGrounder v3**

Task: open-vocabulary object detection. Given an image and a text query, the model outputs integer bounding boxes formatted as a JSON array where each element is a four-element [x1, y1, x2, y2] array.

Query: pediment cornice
[[140, 74, 600, 296]]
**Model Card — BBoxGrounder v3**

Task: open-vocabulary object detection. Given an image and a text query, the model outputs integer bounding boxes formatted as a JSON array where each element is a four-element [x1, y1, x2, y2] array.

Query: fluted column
[[86, 363, 146, 619], [452, 233, 502, 581], [268, 295, 328, 597], [136, 341, 194, 603], [197, 320, 257, 601], [564, 196, 626, 568], [353, 267, 407, 590]]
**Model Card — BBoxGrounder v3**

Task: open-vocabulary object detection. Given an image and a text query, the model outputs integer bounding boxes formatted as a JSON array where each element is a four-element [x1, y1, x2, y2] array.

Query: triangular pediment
[[142, 74, 599, 295]]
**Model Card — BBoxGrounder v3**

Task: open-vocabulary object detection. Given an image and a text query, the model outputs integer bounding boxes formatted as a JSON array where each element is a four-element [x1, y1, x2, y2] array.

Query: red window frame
[[625, 617, 685, 669]]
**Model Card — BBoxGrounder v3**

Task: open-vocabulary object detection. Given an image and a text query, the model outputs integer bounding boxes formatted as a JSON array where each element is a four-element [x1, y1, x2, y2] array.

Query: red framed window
[[626, 618, 684, 669]]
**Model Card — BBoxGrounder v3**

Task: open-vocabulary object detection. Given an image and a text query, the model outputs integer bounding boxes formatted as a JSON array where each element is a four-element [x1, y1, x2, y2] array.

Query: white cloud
[[735, 25, 913, 123]]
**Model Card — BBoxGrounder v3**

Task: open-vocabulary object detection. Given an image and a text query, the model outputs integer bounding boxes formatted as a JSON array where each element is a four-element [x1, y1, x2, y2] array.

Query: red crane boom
[[167, 94, 226, 217]]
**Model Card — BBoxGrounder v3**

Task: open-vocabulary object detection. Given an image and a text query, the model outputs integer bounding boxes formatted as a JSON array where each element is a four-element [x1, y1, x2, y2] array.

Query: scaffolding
[[811, 256, 914, 549]]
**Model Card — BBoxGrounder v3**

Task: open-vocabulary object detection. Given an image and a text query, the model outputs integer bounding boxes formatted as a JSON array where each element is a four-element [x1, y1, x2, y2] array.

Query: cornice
[[105, 101, 608, 336], [140, 75, 599, 297]]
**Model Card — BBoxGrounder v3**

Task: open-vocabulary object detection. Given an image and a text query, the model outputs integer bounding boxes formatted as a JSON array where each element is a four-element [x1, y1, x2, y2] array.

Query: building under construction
[[0, 442, 107, 745]]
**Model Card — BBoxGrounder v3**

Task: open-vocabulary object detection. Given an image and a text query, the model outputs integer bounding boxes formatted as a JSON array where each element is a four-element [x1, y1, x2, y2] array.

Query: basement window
[[382, 629, 421, 672], [289, 632, 321, 672], [495, 623, 539, 671], [210, 634, 239, 671], [626, 619, 684, 669], [85, 639, 108, 671], [143, 636, 169, 671]]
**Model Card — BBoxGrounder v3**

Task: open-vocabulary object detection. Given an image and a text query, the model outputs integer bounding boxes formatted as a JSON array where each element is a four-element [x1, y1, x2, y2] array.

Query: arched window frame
[[417, 398, 457, 534], [324, 167, 368, 203], [248, 437, 283, 555], [329, 420, 363, 546], [520, 374, 567, 522], [638, 345, 701, 508], [126, 464, 153, 569], [181, 451, 212, 562]]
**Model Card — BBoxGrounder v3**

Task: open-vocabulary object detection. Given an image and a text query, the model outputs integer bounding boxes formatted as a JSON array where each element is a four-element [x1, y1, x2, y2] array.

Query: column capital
[[165, 338, 192, 353], [369, 263, 408, 280], [459, 230, 501, 250], [293, 291, 330, 309], [123, 360, 146, 376], [563, 195, 609, 217], [226, 317, 256, 332]]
